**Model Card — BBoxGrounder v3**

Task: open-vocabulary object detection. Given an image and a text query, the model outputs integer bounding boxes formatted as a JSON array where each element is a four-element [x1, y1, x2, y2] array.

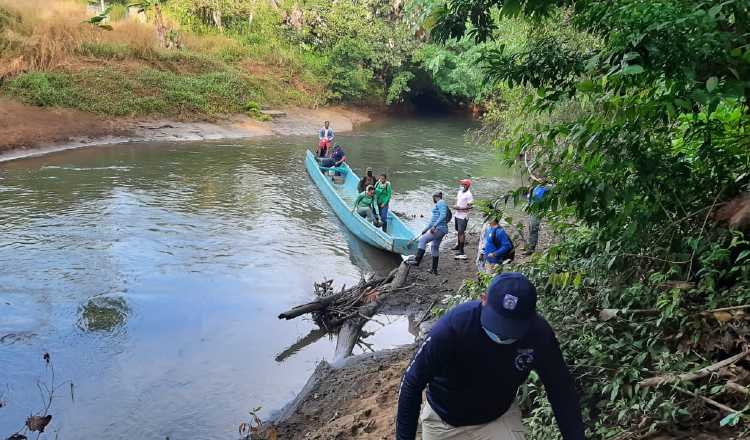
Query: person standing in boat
[[318, 120, 334, 157], [452, 179, 474, 260], [352, 185, 380, 225], [375, 173, 392, 233], [408, 191, 449, 275], [358, 167, 376, 193]]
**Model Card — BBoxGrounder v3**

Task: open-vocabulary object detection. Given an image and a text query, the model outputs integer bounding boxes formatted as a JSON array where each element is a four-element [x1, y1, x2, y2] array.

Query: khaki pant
[[420, 402, 526, 440]]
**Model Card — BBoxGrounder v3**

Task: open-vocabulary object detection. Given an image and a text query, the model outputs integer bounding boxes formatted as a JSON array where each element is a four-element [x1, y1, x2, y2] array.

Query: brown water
[[0, 117, 516, 439]]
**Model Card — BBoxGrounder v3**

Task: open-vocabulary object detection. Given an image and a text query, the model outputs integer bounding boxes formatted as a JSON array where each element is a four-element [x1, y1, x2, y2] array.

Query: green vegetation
[[0, 0, 441, 118], [4, 68, 266, 117], [426, 0, 750, 438]]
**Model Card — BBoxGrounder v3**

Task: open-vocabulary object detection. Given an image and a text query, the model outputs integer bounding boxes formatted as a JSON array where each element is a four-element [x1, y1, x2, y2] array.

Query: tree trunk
[[212, 9, 224, 33], [154, 4, 168, 48]]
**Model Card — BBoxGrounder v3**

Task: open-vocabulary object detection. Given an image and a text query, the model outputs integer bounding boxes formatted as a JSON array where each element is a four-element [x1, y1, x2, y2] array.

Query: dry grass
[[0, 0, 160, 78]]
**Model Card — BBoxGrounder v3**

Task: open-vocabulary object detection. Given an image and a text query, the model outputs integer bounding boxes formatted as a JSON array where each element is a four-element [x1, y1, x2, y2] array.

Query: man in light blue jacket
[[408, 191, 449, 275]]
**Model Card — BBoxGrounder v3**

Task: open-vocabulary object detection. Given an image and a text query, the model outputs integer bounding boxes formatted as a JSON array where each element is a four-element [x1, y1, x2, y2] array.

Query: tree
[[129, 0, 173, 48]]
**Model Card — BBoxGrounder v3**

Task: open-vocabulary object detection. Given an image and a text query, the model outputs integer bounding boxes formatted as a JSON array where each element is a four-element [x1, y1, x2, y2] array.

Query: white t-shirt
[[454, 189, 474, 219]]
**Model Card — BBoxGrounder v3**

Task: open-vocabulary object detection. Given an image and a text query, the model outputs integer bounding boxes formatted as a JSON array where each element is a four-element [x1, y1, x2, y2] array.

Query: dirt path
[[0, 99, 371, 162]]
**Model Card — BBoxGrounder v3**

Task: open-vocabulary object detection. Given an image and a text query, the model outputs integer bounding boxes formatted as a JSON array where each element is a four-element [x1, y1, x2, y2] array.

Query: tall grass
[[0, 0, 164, 78]]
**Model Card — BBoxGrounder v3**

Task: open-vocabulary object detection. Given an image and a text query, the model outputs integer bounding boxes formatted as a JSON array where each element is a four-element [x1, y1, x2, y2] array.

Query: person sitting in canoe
[[320, 144, 347, 176], [358, 167, 376, 193], [352, 185, 381, 226]]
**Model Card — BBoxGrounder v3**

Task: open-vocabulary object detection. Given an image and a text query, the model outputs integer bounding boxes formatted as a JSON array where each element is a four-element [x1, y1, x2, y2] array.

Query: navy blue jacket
[[396, 301, 585, 440]]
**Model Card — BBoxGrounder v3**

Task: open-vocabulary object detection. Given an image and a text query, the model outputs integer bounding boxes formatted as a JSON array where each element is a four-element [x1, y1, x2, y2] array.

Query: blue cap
[[480, 272, 537, 339]]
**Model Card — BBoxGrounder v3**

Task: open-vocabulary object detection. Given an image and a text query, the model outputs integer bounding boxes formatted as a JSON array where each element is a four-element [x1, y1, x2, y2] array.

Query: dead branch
[[726, 381, 750, 396], [334, 262, 411, 363], [672, 385, 739, 414], [701, 304, 750, 315], [598, 309, 659, 321], [639, 350, 750, 388], [598, 304, 750, 322]]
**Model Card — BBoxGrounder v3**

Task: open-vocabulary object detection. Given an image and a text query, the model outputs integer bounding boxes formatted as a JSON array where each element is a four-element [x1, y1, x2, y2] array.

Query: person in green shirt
[[374, 173, 392, 233], [352, 185, 380, 225]]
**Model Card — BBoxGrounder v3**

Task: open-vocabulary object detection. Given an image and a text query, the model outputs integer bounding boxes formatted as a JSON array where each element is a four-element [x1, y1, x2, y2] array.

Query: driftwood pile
[[278, 262, 411, 362]]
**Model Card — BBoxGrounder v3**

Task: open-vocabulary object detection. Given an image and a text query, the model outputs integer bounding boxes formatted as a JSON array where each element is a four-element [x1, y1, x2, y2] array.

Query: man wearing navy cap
[[396, 272, 585, 440]]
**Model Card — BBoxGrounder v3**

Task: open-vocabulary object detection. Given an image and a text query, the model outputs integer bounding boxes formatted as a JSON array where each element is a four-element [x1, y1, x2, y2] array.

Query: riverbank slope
[[0, 99, 371, 162], [272, 233, 484, 439]]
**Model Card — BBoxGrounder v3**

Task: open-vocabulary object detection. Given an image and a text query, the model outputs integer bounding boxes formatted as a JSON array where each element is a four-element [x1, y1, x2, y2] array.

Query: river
[[0, 116, 516, 439]]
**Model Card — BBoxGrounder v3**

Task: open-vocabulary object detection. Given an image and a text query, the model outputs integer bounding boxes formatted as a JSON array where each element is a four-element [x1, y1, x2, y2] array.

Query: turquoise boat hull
[[304, 150, 418, 255]]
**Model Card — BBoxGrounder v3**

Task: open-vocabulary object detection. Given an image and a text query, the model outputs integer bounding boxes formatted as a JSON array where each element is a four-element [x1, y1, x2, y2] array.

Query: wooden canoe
[[304, 150, 418, 255]]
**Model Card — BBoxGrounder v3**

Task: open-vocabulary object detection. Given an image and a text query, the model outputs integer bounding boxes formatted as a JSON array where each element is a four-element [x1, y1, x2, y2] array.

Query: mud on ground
[[273, 347, 412, 440], [0, 99, 371, 161]]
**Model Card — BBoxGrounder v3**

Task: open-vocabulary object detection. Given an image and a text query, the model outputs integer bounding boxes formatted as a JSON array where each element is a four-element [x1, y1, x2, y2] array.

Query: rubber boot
[[429, 256, 439, 274], [407, 249, 425, 266]]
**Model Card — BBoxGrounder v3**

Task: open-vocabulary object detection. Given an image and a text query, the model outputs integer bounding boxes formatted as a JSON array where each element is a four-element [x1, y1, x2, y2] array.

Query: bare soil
[[0, 98, 127, 153]]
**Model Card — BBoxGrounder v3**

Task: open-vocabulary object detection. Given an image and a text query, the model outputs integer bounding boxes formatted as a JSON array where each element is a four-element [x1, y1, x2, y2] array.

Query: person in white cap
[[452, 179, 474, 260]]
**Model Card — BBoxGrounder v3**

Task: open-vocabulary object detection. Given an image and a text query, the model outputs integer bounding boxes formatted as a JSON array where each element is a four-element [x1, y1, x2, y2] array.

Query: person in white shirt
[[452, 179, 474, 260], [318, 120, 335, 157]]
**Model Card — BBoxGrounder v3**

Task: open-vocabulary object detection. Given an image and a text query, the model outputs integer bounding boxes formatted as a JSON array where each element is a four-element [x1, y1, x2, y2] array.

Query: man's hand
[[430, 227, 436, 234]]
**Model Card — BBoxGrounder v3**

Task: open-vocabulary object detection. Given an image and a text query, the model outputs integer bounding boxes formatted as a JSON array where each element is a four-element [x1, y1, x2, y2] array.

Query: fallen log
[[333, 262, 411, 363], [639, 350, 750, 388], [277, 276, 391, 321]]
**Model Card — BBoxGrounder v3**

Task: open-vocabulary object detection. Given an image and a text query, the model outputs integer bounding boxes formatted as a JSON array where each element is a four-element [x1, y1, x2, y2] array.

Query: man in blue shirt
[[320, 144, 347, 176], [481, 217, 514, 270], [407, 191, 449, 275], [396, 272, 585, 440], [525, 179, 549, 255]]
